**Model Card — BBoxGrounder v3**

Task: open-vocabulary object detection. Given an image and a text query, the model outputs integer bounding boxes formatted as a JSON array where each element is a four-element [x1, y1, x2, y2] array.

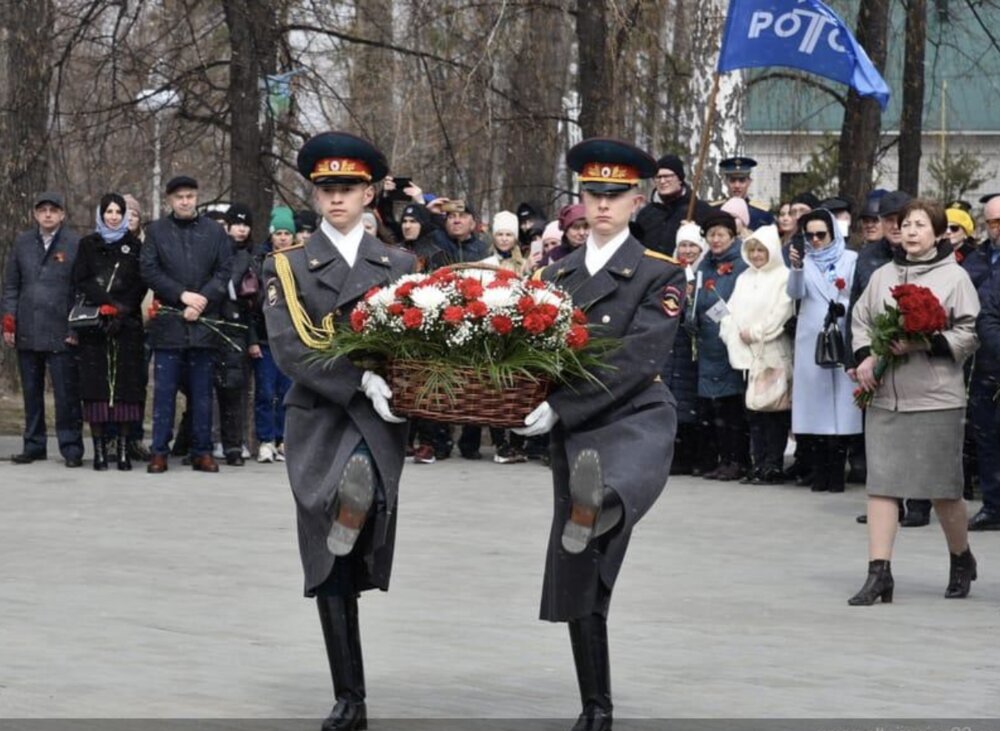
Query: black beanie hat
[[401, 203, 432, 231], [225, 203, 253, 227], [700, 210, 738, 238], [655, 154, 685, 182]]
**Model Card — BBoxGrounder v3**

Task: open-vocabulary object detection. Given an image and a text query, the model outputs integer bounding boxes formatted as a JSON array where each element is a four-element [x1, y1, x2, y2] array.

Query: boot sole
[[563, 449, 603, 554], [327, 455, 376, 557]]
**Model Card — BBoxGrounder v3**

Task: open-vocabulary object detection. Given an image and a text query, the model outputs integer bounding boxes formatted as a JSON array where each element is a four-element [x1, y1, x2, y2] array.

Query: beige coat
[[851, 245, 979, 412]]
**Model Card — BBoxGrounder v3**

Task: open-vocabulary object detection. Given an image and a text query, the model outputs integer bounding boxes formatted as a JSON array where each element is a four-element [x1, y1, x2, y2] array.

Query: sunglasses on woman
[[804, 230, 829, 241], [947, 225, 963, 233]]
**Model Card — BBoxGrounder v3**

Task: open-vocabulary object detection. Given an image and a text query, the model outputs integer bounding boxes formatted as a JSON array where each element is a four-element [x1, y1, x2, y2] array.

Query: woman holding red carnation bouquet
[[849, 199, 980, 606]]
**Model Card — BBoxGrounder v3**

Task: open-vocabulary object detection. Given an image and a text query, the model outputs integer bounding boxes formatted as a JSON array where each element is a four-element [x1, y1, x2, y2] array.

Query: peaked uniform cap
[[296, 131, 389, 185], [567, 138, 657, 194]]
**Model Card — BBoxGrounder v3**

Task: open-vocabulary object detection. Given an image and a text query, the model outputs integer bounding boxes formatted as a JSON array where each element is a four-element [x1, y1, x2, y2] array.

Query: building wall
[[745, 132, 1000, 212]]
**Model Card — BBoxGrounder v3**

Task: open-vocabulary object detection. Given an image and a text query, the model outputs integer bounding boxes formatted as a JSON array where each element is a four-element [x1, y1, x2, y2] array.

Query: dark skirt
[[75, 319, 146, 404], [83, 401, 143, 424]]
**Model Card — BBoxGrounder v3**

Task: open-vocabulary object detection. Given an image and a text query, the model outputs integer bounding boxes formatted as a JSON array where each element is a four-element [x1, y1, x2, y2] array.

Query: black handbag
[[68, 262, 119, 330], [814, 299, 847, 368]]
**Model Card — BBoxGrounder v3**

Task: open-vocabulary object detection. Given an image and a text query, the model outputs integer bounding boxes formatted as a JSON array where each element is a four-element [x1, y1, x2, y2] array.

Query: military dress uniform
[[262, 131, 416, 731], [714, 156, 775, 228], [527, 139, 686, 731]]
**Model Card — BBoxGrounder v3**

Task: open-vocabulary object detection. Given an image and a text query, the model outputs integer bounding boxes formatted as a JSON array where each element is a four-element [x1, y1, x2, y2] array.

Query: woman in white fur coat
[[720, 224, 794, 484]]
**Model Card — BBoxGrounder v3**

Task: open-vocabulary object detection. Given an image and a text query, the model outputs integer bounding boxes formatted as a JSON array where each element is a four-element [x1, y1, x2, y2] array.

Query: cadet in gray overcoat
[[516, 139, 686, 731], [263, 131, 416, 731]]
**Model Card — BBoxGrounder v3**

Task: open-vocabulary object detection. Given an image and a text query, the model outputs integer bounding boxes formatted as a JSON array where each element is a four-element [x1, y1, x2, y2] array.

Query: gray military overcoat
[[263, 230, 416, 596], [538, 236, 686, 621]]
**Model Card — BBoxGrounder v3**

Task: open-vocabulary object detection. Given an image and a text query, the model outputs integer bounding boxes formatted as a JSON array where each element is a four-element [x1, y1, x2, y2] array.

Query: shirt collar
[[321, 218, 365, 267], [584, 227, 630, 275]]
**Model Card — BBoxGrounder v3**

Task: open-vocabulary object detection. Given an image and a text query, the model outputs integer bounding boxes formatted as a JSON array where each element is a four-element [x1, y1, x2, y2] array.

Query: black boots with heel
[[92, 436, 108, 471], [847, 560, 894, 606], [944, 548, 977, 598], [116, 435, 132, 471]]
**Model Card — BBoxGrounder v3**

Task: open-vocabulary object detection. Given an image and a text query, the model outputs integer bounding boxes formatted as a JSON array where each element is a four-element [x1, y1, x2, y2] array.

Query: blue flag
[[717, 0, 890, 110]]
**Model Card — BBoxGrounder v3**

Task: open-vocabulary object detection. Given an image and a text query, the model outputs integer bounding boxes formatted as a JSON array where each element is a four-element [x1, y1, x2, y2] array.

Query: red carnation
[[523, 312, 550, 334], [955, 250, 965, 264], [535, 303, 559, 323], [147, 300, 162, 320], [364, 286, 382, 300], [835, 277, 846, 291], [98, 304, 118, 316], [395, 282, 416, 299], [493, 268, 518, 282], [458, 277, 484, 299], [442, 305, 465, 325], [517, 295, 536, 314], [704, 279, 716, 292], [490, 315, 514, 334], [387, 302, 405, 316], [572, 308, 588, 325], [402, 307, 423, 329], [566, 324, 590, 350], [2, 313, 15, 334], [524, 279, 546, 290], [465, 300, 488, 319], [350, 309, 368, 332], [717, 262, 734, 276]]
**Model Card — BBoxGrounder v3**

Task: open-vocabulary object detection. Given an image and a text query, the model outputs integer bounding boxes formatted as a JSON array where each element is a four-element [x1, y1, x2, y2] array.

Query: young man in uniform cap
[[262, 131, 416, 731], [514, 137, 686, 731], [1, 191, 85, 466], [715, 156, 775, 228]]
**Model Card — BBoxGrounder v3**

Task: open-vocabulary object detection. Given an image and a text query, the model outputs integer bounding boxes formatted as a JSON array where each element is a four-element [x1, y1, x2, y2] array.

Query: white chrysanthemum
[[532, 289, 562, 307], [481, 286, 516, 310], [368, 287, 397, 309], [409, 285, 449, 312]]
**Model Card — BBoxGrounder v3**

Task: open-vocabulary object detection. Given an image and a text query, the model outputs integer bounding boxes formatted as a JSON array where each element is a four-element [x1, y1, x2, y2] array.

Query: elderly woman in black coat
[[72, 193, 148, 470]]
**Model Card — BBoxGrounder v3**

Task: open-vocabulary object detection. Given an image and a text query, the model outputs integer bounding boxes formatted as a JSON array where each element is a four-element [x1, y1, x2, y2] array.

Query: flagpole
[[686, 71, 722, 222]]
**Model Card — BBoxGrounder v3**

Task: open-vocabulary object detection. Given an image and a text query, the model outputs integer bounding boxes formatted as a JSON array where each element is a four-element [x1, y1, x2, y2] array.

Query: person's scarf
[[95, 207, 129, 244]]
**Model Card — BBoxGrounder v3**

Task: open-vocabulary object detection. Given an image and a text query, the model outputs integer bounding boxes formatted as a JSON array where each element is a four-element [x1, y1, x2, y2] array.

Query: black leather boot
[[318, 594, 367, 731], [116, 435, 132, 471], [944, 548, 977, 598], [568, 614, 613, 731], [92, 436, 108, 471], [563, 450, 623, 554], [847, 559, 894, 606], [810, 438, 829, 492], [827, 438, 847, 493]]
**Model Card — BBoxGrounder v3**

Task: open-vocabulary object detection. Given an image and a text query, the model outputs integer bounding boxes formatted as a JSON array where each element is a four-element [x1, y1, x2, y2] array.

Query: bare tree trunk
[[502, 1, 571, 212], [838, 0, 890, 210], [898, 0, 927, 195], [0, 0, 53, 389], [222, 0, 280, 228], [576, 0, 622, 138], [350, 0, 395, 155]]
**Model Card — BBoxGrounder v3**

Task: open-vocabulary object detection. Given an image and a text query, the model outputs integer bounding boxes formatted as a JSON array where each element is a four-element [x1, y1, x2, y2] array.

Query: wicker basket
[[387, 360, 552, 427]]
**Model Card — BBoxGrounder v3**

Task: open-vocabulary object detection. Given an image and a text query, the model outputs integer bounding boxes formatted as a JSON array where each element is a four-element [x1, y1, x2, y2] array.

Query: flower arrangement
[[323, 265, 609, 425], [853, 283, 949, 408]]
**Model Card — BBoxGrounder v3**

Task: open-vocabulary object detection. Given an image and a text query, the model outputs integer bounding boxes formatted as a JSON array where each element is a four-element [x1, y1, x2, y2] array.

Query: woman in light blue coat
[[787, 208, 862, 493]]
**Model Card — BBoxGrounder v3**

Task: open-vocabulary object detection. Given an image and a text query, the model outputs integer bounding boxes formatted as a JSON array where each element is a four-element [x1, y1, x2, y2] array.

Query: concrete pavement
[[1, 435, 999, 721]]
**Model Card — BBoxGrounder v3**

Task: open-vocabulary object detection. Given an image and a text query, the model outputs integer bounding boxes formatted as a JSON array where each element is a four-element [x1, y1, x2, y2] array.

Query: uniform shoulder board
[[531, 266, 546, 281], [266, 243, 306, 257], [643, 249, 681, 266]]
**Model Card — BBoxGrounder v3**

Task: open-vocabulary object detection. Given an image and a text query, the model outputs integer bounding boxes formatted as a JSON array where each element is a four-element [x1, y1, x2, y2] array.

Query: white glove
[[361, 371, 406, 423], [513, 401, 559, 437]]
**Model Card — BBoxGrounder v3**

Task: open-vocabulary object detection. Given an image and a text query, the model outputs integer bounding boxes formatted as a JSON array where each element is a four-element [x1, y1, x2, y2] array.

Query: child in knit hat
[[484, 210, 529, 275]]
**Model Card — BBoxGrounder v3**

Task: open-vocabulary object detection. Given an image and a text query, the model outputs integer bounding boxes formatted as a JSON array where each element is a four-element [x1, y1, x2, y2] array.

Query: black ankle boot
[[116, 435, 132, 471], [568, 614, 613, 731], [318, 595, 367, 731], [848, 559, 894, 606], [944, 548, 977, 598], [92, 436, 108, 471]]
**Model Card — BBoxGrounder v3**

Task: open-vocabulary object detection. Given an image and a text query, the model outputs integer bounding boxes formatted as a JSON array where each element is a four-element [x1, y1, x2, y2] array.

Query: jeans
[[151, 348, 215, 457], [252, 345, 291, 443], [969, 374, 1000, 513], [17, 349, 83, 460]]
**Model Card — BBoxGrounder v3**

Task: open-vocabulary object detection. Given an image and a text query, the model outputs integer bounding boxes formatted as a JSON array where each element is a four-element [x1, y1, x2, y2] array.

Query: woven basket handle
[[442, 262, 504, 274]]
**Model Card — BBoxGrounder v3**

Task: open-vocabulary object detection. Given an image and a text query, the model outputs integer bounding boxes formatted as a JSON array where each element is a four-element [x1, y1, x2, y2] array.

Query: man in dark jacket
[[1, 192, 84, 466], [967, 195, 1000, 530], [634, 154, 713, 256], [140, 176, 232, 473], [431, 200, 490, 263]]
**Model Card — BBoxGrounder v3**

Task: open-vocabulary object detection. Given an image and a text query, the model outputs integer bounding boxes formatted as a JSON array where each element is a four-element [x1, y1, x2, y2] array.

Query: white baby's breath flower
[[409, 285, 449, 312]]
